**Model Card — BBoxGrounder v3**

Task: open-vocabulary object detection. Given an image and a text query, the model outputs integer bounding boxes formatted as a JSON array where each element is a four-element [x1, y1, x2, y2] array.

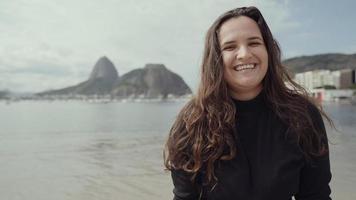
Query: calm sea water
[[0, 100, 355, 200]]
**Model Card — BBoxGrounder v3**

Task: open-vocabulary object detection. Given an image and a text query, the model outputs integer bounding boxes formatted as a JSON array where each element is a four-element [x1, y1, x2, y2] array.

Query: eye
[[249, 42, 261, 46], [222, 46, 235, 51]]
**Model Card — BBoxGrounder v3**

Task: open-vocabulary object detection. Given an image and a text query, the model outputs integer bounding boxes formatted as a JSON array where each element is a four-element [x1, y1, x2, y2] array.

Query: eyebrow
[[220, 41, 235, 46], [247, 36, 263, 41], [221, 36, 263, 46]]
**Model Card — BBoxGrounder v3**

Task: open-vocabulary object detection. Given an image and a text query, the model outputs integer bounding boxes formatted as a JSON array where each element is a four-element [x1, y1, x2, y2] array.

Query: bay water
[[0, 100, 355, 200]]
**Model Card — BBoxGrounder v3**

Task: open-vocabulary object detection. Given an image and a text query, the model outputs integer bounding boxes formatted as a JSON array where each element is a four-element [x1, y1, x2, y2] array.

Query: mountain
[[111, 64, 192, 98], [89, 56, 118, 81], [37, 57, 192, 98], [38, 56, 119, 96], [283, 53, 356, 74], [0, 90, 10, 99]]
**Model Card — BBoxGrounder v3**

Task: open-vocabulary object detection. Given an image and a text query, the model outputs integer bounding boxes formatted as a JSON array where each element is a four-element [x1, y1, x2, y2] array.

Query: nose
[[235, 46, 252, 60]]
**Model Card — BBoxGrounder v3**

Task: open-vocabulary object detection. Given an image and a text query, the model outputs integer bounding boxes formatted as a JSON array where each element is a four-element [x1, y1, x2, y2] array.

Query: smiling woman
[[219, 16, 269, 100], [164, 6, 333, 200]]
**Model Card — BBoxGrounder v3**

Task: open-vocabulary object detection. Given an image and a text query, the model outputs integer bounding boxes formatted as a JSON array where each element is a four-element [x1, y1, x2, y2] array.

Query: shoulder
[[286, 92, 327, 135], [176, 97, 199, 119], [288, 92, 322, 116], [170, 98, 197, 134], [302, 97, 324, 126], [182, 98, 197, 111], [299, 95, 329, 144]]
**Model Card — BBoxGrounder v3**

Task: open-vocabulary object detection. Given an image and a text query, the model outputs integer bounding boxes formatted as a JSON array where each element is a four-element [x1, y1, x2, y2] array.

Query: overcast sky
[[1, 0, 356, 93]]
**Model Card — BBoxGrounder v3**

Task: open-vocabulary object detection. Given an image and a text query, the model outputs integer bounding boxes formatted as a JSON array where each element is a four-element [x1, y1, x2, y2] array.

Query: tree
[[314, 85, 336, 90], [349, 84, 356, 90]]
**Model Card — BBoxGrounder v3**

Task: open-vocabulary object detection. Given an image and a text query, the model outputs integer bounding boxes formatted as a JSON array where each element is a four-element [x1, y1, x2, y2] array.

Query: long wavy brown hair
[[164, 6, 333, 185]]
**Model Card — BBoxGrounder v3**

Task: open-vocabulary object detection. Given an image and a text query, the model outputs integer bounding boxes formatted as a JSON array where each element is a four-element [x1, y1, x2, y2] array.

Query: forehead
[[218, 16, 263, 44]]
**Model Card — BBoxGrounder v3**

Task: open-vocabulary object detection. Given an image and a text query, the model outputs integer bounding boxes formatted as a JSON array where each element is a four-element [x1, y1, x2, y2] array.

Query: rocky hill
[[112, 64, 191, 98], [38, 56, 118, 96], [283, 53, 356, 74], [37, 57, 191, 98], [89, 56, 119, 81], [0, 90, 10, 99]]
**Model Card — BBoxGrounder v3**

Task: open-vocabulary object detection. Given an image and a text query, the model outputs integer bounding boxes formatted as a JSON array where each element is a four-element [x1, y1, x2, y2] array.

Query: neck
[[230, 86, 263, 101]]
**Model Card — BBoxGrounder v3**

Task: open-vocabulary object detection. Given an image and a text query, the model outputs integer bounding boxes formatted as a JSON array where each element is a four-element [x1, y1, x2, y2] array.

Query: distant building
[[331, 70, 341, 88], [339, 69, 356, 89], [294, 69, 356, 90]]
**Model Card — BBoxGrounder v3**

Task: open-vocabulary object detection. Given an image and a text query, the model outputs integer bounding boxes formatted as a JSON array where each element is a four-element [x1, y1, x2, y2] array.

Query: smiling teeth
[[234, 64, 256, 71]]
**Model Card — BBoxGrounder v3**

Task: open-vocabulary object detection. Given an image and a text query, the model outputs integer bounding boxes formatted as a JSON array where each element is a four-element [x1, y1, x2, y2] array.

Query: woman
[[164, 6, 332, 200]]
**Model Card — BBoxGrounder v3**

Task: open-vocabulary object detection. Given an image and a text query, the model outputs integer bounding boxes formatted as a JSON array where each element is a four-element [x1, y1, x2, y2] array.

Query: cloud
[[0, 0, 297, 92], [0, 71, 84, 92]]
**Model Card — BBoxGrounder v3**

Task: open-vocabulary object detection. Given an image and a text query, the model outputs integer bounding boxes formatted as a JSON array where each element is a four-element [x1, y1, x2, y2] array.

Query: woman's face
[[218, 16, 268, 100]]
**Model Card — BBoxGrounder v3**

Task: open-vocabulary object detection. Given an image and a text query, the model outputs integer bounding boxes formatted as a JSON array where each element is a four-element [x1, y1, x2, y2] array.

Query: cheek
[[261, 52, 268, 72], [261, 49, 269, 65], [254, 48, 268, 70], [222, 52, 234, 66], [223, 66, 233, 83]]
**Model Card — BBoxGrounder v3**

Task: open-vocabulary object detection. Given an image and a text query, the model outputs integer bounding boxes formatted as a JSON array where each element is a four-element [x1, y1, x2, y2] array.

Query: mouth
[[233, 63, 257, 71]]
